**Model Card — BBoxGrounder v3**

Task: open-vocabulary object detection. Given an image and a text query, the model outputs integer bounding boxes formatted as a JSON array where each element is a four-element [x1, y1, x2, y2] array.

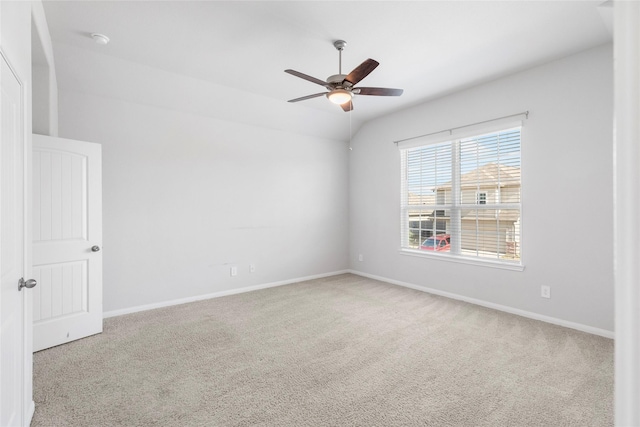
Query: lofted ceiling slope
[[42, 1, 612, 142]]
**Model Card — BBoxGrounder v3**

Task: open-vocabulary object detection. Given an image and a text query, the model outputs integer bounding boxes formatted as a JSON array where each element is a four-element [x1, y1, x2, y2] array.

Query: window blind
[[400, 127, 522, 264]]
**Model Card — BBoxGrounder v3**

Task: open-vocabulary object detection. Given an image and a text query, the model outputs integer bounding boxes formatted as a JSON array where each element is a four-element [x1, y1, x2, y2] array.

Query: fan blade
[[287, 92, 326, 103], [344, 59, 379, 85], [285, 69, 328, 87], [341, 101, 354, 112], [355, 87, 404, 96]]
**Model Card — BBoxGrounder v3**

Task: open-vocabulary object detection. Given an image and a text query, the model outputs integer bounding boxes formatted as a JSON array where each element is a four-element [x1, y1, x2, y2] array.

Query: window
[[400, 127, 521, 265], [476, 192, 487, 205]]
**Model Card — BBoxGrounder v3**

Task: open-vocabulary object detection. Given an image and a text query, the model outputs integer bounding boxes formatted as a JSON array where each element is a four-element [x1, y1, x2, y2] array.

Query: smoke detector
[[91, 33, 110, 45]]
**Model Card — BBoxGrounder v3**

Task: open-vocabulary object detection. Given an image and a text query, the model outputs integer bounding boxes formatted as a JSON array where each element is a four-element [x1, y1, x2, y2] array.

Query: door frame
[[614, 1, 640, 425], [21, 47, 35, 423]]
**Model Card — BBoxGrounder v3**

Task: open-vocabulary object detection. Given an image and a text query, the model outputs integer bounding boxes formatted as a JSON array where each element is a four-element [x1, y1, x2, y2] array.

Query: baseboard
[[26, 400, 35, 426], [104, 268, 614, 339], [103, 270, 350, 319], [348, 269, 614, 339]]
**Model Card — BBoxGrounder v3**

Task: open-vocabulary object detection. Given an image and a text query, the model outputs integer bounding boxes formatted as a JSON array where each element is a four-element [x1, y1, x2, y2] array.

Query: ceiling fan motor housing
[[327, 74, 349, 86], [326, 73, 354, 105]]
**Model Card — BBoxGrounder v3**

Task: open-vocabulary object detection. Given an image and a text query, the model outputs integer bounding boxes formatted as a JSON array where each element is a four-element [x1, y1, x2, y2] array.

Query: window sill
[[399, 248, 525, 271]]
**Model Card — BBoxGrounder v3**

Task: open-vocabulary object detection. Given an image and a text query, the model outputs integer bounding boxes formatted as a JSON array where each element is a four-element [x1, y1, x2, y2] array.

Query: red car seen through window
[[420, 234, 451, 252]]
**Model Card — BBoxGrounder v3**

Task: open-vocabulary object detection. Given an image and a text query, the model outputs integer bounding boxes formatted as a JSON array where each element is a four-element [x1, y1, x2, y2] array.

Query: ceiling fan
[[285, 40, 403, 112]]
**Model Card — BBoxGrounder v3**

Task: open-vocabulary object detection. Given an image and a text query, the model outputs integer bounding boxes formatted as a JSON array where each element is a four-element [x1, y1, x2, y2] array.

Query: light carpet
[[32, 274, 613, 426]]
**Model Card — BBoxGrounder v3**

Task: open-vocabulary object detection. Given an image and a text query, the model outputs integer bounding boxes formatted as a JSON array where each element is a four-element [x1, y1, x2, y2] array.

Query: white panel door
[[32, 134, 102, 352], [0, 51, 28, 427]]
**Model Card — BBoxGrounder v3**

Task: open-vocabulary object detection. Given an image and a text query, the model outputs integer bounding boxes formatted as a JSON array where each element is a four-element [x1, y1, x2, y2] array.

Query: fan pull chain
[[349, 101, 353, 151]]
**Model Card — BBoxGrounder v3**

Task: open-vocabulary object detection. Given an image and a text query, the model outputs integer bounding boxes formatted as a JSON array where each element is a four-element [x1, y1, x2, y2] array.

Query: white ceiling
[[41, 0, 612, 141]]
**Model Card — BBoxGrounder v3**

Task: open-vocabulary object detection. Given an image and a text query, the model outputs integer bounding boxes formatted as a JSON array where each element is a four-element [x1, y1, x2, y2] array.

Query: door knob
[[91, 245, 101, 252], [18, 278, 37, 291]]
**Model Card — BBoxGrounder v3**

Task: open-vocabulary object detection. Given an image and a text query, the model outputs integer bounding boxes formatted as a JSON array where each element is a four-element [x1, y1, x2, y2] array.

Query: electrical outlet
[[541, 285, 551, 299], [250, 264, 255, 273], [358, 254, 364, 262], [230, 266, 237, 277]]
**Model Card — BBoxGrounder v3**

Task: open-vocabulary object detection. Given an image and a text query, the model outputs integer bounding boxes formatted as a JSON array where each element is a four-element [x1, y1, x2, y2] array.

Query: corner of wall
[[31, 0, 58, 137]]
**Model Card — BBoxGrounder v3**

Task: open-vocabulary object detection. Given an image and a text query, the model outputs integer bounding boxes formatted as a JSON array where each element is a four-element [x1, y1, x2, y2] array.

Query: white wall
[[58, 90, 349, 313], [31, 1, 58, 137], [349, 44, 614, 333], [31, 63, 50, 134]]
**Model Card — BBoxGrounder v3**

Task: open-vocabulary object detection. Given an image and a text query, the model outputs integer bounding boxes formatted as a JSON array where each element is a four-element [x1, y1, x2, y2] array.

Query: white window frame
[[399, 120, 524, 271]]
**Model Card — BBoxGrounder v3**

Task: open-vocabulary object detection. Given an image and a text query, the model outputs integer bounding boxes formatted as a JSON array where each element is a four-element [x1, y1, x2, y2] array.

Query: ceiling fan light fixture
[[327, 89, 352, 105]]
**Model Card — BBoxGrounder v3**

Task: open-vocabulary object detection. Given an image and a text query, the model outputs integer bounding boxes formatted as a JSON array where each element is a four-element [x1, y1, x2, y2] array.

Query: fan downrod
[[333, 40, 347, 75]]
